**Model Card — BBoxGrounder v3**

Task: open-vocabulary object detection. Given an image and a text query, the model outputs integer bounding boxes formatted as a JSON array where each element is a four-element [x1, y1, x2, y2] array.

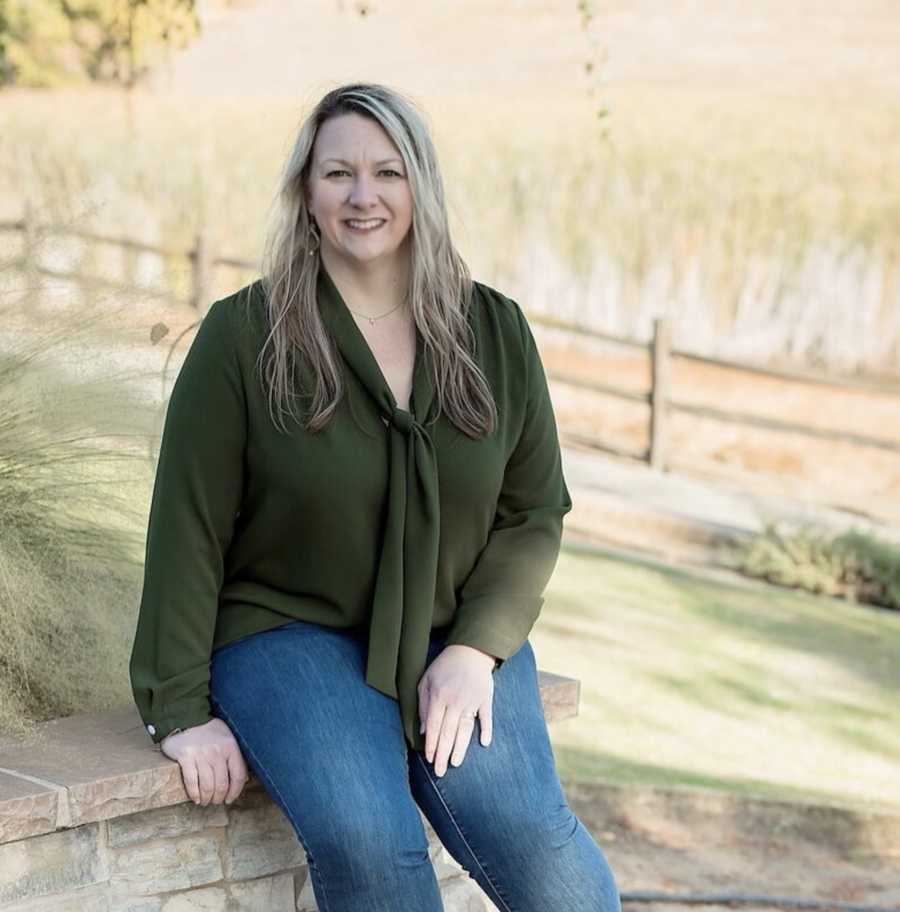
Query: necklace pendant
[[368, 317, 375, 325]]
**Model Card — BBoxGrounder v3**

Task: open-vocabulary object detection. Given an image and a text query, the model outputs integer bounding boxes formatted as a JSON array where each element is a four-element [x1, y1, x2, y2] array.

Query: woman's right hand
[[159, 718, 249, 806]]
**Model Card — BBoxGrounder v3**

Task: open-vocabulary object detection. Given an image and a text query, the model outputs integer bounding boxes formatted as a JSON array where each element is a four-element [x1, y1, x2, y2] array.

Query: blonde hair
[[245, 82, 497, 439]]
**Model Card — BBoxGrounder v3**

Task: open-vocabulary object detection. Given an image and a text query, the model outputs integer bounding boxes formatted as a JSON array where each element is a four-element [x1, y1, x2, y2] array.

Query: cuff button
[[146, 724, 156, 735]]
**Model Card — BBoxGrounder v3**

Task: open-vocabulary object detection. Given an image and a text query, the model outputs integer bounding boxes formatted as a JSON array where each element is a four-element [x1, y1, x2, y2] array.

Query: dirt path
[[566, 780, 900, 911]]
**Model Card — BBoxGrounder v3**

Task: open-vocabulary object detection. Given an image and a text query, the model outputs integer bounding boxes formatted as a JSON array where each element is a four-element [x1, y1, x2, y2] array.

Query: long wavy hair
[[248, 82, 498, 439]]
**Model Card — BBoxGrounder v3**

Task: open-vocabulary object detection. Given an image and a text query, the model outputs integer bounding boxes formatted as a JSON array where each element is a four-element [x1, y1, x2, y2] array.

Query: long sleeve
[[443, 301, 572, 667], [129, 299, 246, 745]]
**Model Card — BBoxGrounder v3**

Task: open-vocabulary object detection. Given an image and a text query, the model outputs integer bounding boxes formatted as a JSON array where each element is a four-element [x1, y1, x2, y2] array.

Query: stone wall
[[0, 670, 580, 910]]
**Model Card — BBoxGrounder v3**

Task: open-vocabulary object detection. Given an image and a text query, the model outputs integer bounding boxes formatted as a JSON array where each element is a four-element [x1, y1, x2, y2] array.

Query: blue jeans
[[209, 618, 621, 912]]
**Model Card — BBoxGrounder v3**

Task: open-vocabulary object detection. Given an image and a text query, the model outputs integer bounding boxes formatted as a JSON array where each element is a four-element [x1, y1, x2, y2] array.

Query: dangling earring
[[307, 211, 320, 256]]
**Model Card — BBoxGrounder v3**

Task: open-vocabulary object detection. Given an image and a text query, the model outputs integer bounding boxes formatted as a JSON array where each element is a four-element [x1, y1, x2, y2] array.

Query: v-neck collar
[[317, 264, 435, 425]]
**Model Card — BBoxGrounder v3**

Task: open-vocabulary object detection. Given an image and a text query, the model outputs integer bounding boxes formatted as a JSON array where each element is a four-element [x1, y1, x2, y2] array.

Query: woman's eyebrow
[[321, 158, 403, 166]]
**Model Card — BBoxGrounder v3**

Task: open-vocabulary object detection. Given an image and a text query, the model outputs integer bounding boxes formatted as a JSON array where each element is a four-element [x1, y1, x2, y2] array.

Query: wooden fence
[[5, 204, 900, 511], [528, 310, 900, 469]]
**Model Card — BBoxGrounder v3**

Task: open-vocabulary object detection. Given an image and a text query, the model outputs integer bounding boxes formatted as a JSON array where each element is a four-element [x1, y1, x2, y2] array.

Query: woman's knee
[[311, 808, 433, 878], [528, 810, 621, 911], [494, 799, 580, 852]]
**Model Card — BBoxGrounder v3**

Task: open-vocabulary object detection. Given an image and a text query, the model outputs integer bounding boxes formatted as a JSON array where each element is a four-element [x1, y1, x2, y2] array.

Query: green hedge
[[729, 521, 900, 612]]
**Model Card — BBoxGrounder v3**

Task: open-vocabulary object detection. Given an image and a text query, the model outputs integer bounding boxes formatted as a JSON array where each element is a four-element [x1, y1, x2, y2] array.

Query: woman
[[129, 82, 621, 911]]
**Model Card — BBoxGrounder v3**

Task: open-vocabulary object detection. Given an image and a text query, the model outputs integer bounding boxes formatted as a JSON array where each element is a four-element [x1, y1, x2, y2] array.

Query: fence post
[[189, 226, 213, 313], [649, 316, 671, 470]]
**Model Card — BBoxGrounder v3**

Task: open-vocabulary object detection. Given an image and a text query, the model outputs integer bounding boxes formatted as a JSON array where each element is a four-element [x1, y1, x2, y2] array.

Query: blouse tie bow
[[317, 265, 441, 753]]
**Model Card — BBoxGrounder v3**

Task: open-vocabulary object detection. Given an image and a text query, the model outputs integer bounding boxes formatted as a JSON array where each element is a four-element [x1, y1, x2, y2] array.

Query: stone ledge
[[0, 668, 579, 847]]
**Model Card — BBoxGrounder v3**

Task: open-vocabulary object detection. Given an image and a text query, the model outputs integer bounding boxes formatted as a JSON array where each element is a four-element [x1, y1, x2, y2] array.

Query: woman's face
[[305, 112, 413, 271]]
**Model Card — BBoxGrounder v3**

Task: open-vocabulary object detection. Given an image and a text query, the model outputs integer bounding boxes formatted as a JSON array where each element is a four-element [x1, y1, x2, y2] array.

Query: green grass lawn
[[537, 541, 900, 814]]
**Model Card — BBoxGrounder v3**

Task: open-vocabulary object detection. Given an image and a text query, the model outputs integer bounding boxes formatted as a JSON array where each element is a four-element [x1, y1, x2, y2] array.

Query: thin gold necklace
[[346, 293, 410, 326], [346, 301, 404, 326]]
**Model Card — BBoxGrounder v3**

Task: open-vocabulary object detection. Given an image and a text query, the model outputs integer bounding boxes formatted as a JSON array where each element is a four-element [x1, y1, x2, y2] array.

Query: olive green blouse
[[129, 264, 572, 754]]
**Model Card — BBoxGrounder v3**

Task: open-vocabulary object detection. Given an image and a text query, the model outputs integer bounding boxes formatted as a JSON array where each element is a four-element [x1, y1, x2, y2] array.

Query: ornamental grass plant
[[0, 270, 159, 744]]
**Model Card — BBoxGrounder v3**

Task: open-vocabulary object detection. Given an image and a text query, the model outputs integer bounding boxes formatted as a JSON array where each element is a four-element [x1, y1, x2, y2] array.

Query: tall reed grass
[[0, 275, 163, 742], [2, 84, 898, 374]]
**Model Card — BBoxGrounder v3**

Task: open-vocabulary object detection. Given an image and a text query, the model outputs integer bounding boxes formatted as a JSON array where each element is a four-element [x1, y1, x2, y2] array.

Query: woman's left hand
[[418, 644, 496, 776]]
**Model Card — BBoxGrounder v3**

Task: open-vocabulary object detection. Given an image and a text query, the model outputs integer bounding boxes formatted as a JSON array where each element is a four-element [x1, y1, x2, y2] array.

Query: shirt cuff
[[443, 611, 525, 672], [141, 698, 213, 745]]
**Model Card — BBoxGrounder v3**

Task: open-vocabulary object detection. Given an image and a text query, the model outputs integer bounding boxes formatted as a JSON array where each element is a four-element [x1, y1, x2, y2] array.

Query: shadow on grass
[[545, 544, 900, 802], [551, 741, 900, 815], [560, 543, 900, 701]]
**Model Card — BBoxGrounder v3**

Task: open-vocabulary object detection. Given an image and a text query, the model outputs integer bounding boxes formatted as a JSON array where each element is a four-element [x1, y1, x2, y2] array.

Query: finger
[[424, 701, 445, 763], [418, 683, 430, 736], [225, 749, 248, 804], [211, 751, 230, 805], [450, 714, 476, 767], [196, 757, 215, 806], [479, 703, 493, 746], [434, 711, 460, 777], [181, 757, 201, 805]]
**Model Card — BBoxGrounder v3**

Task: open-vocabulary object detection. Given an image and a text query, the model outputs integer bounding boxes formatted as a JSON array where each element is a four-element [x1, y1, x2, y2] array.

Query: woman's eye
[[325, 169, 404, 178]]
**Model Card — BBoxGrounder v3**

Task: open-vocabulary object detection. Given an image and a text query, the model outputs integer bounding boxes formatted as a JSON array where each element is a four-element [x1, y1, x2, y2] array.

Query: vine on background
[[577, 0, 611, 140]]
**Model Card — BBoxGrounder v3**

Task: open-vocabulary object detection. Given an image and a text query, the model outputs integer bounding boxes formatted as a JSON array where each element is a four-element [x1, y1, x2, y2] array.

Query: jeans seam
[[413, 750, 514, 912], [211, 696, 332, 912]]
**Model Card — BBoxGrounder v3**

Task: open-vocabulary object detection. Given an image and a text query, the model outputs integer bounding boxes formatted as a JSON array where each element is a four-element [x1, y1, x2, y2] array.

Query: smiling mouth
[[344, 219, 386, 232]]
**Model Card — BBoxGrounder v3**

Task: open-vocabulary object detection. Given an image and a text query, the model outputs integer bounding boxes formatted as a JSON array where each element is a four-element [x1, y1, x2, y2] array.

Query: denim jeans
[[209, 618, 621, 912]]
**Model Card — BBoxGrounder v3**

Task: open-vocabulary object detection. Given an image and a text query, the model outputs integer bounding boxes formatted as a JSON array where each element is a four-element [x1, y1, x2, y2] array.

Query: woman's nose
[[347, 175, 379, 206]]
